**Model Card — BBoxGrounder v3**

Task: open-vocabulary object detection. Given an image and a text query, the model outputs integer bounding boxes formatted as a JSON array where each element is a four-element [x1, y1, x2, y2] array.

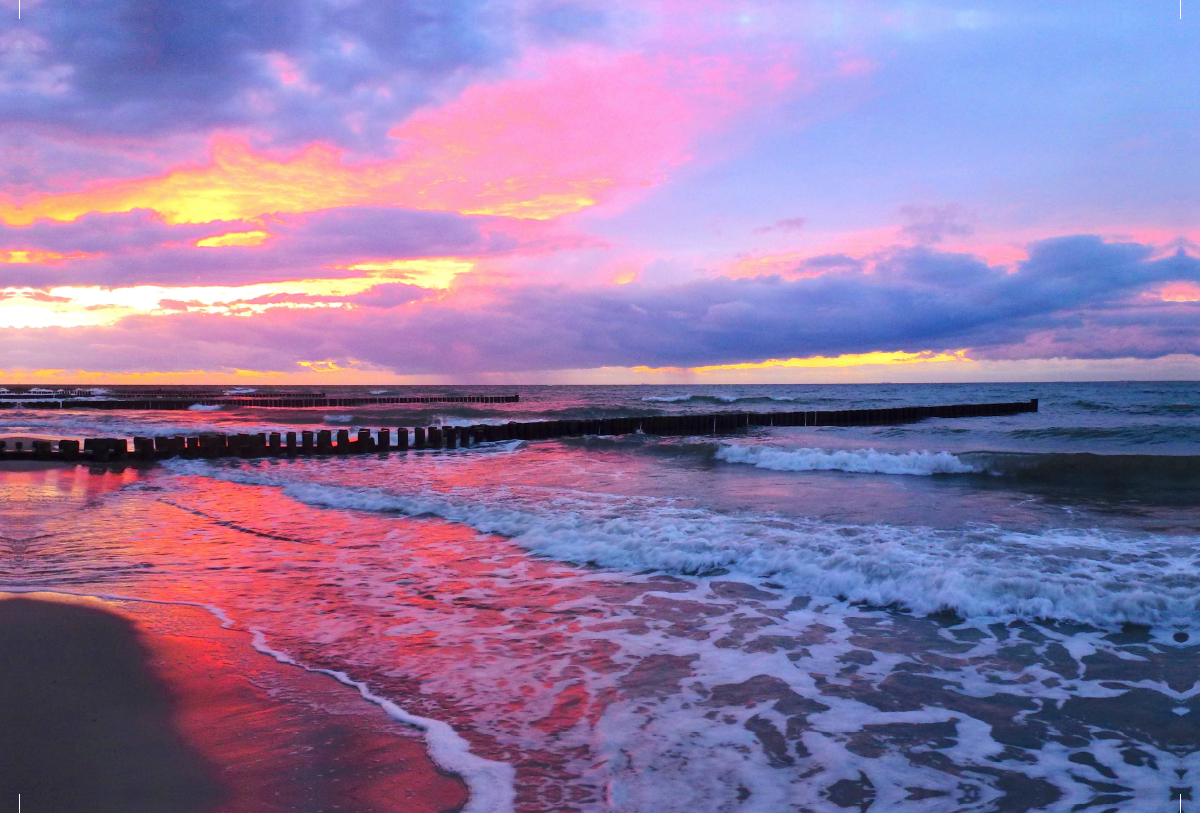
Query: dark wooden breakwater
[[0, 399, 1036, 464], [0, 394, 520, 411]]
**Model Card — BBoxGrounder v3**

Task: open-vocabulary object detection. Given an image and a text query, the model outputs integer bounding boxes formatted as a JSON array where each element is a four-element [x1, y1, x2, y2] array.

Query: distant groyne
[[0, 399, 1037, 464]]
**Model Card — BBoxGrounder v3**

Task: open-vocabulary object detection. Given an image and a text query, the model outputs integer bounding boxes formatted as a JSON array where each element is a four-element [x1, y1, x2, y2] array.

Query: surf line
[[0, 588, 516, 813]]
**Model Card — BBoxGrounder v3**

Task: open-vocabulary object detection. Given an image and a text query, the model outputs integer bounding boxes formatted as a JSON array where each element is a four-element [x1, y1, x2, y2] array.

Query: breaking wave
[[167, 460, 1200, 629], [642, 394, 803, 405], [715, 443, 978, 475]]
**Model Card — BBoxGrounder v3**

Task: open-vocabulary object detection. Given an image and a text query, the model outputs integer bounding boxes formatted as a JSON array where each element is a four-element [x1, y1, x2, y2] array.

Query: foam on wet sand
[[0, 594, 469, 813]]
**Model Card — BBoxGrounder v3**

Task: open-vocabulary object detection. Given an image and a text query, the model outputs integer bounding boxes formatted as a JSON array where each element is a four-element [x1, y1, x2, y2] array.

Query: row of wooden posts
[[0, 394, 520, 411], [0, 400, 1037, 463]]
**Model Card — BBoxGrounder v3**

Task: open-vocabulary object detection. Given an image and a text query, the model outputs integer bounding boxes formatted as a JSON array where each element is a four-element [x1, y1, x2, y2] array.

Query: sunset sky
[[1, 0, 1197, 384]]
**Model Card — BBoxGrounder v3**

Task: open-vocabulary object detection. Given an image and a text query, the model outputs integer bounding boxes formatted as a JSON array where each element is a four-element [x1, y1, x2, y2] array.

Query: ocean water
[[1, 382, 1198, 811]]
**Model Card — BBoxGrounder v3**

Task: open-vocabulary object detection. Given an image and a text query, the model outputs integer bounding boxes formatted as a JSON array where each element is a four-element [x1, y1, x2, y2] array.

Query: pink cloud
[[2, 47, 798, 226], [1159, 282, 1200, 302]]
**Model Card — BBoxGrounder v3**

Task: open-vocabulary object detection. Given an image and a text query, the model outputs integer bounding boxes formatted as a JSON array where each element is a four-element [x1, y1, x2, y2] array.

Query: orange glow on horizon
[[634, 349, 971, 375]]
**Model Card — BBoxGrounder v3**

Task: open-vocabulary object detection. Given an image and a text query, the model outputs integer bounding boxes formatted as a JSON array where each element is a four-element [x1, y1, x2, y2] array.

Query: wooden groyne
[[0, 394, 521, 411], [0, 399, 1036, 463]]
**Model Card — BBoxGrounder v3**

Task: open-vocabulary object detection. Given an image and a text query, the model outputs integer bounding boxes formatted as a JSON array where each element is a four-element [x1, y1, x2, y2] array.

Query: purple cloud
[[0, 207, 514, 287], [898, 205, 973, 246], [4, 235, 1196, 374], [754, 217, 807, 235]]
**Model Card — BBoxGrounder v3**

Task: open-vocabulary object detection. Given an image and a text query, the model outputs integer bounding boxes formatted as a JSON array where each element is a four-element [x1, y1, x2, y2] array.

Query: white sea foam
[[249, 630, 516, 813], [167, 460, 1200, 628], [715, 443, 979, 475], [323, 414, 354, 423], [640, 394, 799, 404], [187, 403, 221, 411]]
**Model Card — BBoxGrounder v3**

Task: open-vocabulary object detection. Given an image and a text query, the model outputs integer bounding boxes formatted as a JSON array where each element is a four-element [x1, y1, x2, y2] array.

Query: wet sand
[[0, 595, 468, 813]]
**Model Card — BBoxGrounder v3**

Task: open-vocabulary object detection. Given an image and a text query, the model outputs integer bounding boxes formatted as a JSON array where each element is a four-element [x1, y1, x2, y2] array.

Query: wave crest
[[715, 443, 978, 475], [641, 394, 801, 405]]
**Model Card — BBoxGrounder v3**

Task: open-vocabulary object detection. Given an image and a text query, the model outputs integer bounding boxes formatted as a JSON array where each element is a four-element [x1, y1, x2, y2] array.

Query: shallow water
[[1, 382, 1197, 811]]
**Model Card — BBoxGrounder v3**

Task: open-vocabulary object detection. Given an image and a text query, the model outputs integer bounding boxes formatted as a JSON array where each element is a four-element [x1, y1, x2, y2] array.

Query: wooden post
[[397, 428, 410, 450], [302, 430, 315, 454], [200, 433, 227, 458], [317, 430, 333, 453], [377, 428, 390, 451], [133, 437, 154, 459], [287, 432, 297, 455], [85, 439, 109, 463], [428, 426, 442, 447], [336, 429, 350, 453], [414, 427, 426, 449], [59, 439, 80, 459], [357, 428, 372, 452], [445, 426, 458, 449], [269, 432, 282, 454]]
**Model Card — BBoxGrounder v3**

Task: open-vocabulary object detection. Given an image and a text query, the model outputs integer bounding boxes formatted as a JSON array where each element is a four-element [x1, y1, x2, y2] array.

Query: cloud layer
[[4, 236, 1196, 374], [0, 0, 1196, 379]]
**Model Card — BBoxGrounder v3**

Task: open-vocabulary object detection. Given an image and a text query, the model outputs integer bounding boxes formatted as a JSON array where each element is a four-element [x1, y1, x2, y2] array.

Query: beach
[[1, 381, 1198, 811]]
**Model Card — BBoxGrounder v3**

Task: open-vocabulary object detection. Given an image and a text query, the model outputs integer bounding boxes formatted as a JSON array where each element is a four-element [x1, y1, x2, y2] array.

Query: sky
[[0, 0, 1197, 384]]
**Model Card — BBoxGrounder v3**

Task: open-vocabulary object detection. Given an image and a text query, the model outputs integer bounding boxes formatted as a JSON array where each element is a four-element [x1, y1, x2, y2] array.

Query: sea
[[2, 381, 1197, 812]]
